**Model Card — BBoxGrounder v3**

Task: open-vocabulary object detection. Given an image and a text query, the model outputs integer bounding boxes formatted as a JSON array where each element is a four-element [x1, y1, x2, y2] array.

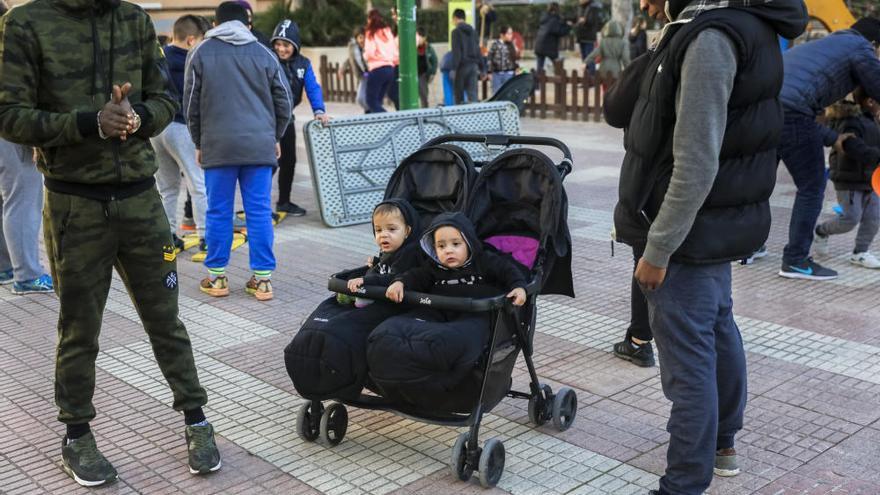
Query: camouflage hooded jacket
[[0, 0, 176, 186]]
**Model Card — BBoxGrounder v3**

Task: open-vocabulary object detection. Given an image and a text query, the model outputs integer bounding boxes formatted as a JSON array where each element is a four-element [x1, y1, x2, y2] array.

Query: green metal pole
[[397, 0, 419, 110]]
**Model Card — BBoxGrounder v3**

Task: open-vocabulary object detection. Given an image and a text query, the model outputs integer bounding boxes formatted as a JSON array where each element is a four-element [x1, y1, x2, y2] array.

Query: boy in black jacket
[[814, 87, 880, 268], [386, 212, 527, 304]]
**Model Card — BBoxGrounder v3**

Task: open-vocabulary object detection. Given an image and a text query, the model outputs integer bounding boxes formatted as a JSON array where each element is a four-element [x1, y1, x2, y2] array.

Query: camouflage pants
[[43, 187, 207, 425]]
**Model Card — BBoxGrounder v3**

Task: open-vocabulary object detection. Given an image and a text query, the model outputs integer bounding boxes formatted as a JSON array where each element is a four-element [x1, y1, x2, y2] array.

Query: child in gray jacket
[[183, 1, 292, 301]]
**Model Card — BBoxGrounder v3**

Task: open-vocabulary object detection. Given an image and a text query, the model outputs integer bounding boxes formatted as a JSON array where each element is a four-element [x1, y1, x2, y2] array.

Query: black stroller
[[293, 134, 576, 489]]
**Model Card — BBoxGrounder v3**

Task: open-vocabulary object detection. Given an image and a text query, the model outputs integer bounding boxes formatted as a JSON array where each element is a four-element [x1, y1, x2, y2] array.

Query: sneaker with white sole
[[714, 447, 740, 477], [813, 229, 830, 257], [61, 432, 118, 487], [185, 423, 221, 474], [0, 268, 13, 285], [779, 258, 838, 281], [741, 245, 768, 265], [850, 251, 880, 269]]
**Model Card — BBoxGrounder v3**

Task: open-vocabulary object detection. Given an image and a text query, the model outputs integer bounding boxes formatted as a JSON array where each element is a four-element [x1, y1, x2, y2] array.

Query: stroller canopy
[[384, 145, 477, 231], [467, 148, 574, 297]]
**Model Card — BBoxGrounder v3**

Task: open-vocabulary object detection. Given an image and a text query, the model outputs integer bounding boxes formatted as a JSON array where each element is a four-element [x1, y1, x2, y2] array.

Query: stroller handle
[[424, 134, 572, 161], [328, 268, 542, 313]]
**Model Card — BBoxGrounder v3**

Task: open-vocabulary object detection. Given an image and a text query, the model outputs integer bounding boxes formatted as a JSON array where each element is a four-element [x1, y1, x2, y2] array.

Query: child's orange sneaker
[[200, 276, 229, 297], [245, 276, 273, 301]]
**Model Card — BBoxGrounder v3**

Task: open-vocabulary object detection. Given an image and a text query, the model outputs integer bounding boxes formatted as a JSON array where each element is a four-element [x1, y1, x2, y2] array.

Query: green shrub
[[254, 0, 366, 46], [418, 9, 448, 42]]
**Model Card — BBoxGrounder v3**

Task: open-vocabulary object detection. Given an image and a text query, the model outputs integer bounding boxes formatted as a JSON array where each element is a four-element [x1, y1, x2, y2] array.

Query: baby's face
[[434, 226, 469, 268], [373, 213, 409, 253]]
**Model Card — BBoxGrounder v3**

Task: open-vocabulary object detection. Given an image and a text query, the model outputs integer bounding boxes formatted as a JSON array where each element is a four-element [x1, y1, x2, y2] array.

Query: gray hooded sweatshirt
[[184, 21, 292, 168]]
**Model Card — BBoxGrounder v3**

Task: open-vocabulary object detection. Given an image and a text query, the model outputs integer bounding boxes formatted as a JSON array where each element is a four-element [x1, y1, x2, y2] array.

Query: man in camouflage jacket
[[0, 0, 221, 486]]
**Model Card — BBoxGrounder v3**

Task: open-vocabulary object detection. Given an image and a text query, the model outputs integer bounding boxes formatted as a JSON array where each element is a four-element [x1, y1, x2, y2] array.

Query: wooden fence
[[318, 56, 606, 122]]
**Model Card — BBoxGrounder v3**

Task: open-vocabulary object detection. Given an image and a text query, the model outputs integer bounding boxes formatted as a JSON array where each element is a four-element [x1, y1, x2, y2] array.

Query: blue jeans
[[366, 65, 395, 113], [204, 165, 275, 272], [578, 41, 596, 75], [491, 71, 514, 95], [0, 139, 44, 282], [778, 113, 827, 265], [641, 262, 747, 495]]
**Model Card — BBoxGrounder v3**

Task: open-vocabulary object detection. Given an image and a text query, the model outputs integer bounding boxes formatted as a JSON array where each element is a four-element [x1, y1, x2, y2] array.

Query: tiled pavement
[[2, 102, 879, 495]]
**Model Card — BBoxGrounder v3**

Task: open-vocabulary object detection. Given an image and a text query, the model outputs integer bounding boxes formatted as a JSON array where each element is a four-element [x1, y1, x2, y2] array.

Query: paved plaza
[[2, 102, 880, 495]]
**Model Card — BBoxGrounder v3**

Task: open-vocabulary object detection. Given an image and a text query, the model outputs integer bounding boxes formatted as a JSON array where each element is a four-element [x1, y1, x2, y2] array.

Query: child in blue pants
[[183, 2, 292, 301]]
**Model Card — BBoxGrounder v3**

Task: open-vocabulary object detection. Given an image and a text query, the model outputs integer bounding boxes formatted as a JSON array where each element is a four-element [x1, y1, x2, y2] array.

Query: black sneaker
[[778, 257, 838, 281], [61, 433, 118, 487], [613, 338, 655, 367], [276, 202, 307, 216]]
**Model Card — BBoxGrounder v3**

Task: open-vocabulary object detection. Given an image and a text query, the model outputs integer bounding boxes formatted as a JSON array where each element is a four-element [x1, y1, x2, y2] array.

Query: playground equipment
[[806, 0, 856, 32]]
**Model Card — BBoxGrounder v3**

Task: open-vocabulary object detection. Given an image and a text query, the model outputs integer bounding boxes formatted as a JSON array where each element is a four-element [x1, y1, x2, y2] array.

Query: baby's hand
[[386, 281, 405, 303], [366, 256, 375, 268], [347, 277, 364, 292], [507, 287, 527, 306]]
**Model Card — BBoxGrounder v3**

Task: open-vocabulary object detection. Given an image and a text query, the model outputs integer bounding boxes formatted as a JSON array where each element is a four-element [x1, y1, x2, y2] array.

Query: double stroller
[[285, 134, 576, 488]]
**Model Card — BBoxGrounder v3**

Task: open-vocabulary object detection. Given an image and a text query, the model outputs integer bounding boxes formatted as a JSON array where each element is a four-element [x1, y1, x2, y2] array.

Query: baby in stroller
[[368, 212, 529, 410], [343, 200, 420, 306], [284, 199, 422, 401], [385, 212, 528, 305]]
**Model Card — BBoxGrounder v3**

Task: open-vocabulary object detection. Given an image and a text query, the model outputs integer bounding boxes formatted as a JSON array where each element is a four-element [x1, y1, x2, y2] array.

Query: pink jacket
[[364, 28, 399, 71]]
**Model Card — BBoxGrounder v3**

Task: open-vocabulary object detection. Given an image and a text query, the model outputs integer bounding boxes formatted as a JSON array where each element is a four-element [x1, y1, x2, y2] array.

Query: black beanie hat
[[215, 1, 249, 25], [852, 17, 880, 45]]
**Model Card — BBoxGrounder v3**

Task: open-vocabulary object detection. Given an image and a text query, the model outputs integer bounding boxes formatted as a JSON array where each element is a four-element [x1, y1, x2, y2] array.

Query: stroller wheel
[[450, 432, 473, 482], [478, 438, 505, 488], [319, 402, 348, 446], [551, 387, 578, 432], [296, 401, 321, 442], [528, 384, 553, 426]]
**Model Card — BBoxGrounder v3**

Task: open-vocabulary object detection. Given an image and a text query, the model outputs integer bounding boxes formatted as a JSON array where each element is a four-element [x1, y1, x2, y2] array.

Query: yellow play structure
[[806, 0, 856, 32]]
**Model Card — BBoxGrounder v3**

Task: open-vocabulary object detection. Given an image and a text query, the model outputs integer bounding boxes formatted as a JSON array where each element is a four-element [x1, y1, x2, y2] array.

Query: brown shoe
[[245, 276, 273, 301], [200, 276, 229, 297]]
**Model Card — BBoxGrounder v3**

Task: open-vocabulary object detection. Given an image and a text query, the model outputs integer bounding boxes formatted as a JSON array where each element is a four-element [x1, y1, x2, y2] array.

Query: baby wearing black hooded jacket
[[340, 199, 424, 306], [386, 212, 528, 306]]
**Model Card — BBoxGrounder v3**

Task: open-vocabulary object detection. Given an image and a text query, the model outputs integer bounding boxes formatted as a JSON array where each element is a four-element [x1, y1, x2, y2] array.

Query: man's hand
[[315, 113, 331, 126], [386, 281, 404, 303], [634, 257, 667, 291], [113, 83, 136, 140], [507, 287, 526, 306], [834, 132, 855, 154], [347, 277, 365, 292], [195, 149, 202, 164], [98, 99, 131, 139], [275, 142, 282, 159]]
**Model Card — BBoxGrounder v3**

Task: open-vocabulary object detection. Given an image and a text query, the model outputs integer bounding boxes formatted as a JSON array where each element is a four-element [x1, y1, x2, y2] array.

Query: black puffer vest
[[613, 9, 782, 264]]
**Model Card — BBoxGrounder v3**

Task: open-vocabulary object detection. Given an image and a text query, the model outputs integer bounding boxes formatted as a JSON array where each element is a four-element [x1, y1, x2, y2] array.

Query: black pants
[[453, 63, 479, 104], [627, 246, 652, 342], [276, 124, 296, 206]]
